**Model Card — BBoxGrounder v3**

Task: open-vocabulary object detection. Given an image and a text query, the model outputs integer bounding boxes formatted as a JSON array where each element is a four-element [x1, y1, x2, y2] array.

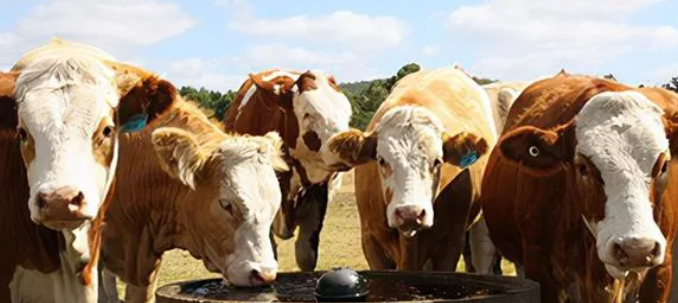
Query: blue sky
[[1, 0, 677, 91]]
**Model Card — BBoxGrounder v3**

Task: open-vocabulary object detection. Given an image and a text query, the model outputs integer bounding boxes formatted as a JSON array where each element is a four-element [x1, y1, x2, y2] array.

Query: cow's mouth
[[42, 219, 87, 230], [399, 227, 422, 238]]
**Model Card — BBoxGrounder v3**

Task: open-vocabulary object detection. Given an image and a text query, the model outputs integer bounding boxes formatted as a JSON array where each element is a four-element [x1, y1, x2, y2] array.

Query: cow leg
[[100, 268, 121, 303], [294, 184, 328, 271], [362, 235, 395, 270], [469, 217, 498, 275], [431, 232, 466, 272], [462, 231, 476, 272], [670, 238, 678, 303], [124, 258, 162, 303]]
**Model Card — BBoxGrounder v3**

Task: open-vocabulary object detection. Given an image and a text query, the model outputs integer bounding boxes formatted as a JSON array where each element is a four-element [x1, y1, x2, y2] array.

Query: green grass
[[116, 172, 516, 295]]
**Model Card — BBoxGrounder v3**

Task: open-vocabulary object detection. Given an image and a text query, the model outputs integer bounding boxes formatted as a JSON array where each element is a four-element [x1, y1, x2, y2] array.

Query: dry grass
[[116, 171, 516, 294]]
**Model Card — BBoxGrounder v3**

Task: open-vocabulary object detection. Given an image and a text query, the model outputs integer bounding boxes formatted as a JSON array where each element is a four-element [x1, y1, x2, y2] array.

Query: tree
[[664, 77, 678, 93], [179, 86, 235, 121]]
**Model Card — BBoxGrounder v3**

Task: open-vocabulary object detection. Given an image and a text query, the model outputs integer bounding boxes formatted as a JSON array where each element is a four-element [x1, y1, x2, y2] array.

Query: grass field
[[116, 171, 516, 294]]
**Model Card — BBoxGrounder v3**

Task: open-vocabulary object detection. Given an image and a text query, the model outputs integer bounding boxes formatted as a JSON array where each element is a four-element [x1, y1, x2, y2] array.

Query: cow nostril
[[37, 194, 47, 209], [651, 242, 661, 258], [395, 209, 403, 220], [613, 243, 628, 265], [418, 209, 426, 220], [70, 192, 84, 206]]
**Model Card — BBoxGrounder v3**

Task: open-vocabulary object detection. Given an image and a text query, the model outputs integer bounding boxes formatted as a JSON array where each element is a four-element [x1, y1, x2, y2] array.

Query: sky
[[1, 0, 678, 91]]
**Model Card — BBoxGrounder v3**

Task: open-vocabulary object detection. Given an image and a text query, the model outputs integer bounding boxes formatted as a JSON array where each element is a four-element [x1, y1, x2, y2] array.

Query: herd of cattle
[[2, 38, 678, 303]]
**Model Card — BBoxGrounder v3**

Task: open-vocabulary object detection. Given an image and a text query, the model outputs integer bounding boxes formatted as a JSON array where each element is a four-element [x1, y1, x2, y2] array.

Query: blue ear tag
[[121, 113, 149, 133], [459, 151, 479, 168]]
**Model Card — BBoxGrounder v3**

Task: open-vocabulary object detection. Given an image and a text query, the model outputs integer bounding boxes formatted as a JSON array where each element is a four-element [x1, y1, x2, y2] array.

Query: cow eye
[[579, 163, 588, 177], [378, 157, 386, 166], [102, 126, 114, 138], [219, 199, 234, 215], [433, 158, 442, 168], [528, 146, 540, 157], [17, 127, 27, 142]]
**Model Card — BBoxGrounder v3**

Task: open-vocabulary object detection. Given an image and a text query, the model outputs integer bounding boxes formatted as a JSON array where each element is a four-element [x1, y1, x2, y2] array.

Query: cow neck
[[111, 102, 220, 252], [0, 131, 61, 274]]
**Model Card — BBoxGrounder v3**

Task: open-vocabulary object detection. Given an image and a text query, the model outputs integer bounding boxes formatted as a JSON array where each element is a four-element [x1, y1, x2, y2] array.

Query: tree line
[[179, 66, 677, 130]]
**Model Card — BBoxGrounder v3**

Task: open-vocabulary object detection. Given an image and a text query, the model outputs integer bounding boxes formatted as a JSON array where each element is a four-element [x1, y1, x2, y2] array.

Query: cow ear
[[326, 129, 377, 168], [151, 127, 207, 190], [249, 72, 297, 96], [442, 132, 489, 168], [498, 120, 576, 175], [0, 72, 19, 134], [111, 63, 177, 133], [262, 131, 290, 172]]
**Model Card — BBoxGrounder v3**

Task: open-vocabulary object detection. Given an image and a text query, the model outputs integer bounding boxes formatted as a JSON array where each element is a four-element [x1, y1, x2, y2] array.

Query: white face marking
[[293, 70, 352, 167], [16, 56, 119, 226], [202, 137, 282, 287], [576, 91, 668, 276], [374, 106, 444, 233], [262, 70, 299, 82], [238, 84, 257, 112]]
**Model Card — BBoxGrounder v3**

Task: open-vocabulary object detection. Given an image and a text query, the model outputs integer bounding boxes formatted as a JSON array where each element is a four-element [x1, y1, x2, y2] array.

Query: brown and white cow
[[325, 67, 496, 270], [223, 69, 352, 271], [2, 39, 176, 302], [482, 72, 678, 302], [462, 80, 533, 274], [99, 100, 287, 303]]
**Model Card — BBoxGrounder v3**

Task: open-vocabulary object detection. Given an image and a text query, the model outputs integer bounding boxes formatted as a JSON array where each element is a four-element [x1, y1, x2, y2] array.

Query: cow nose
[[395, 205, 426, 227], [38, 187, 85, 209], [612, 238, 662, 268], [249, 268, 276, 285]]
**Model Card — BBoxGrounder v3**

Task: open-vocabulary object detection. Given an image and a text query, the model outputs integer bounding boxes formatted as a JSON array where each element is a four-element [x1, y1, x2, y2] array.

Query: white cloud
[[232, 43, 384, 83], [422, 45, 439, 56], [164, 57, 246, 91], [18, 0, 195, 47], [0, 33, 22, 47], [641, 62, 678, 86], [222, 1, 408, 51], [447, 0, 678, 80]]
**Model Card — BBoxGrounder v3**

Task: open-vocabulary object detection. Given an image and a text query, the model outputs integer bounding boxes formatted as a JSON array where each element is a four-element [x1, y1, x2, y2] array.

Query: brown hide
[[482, 73, 678, 302], [0, 73, 61, 300], [103, 100, 226, 287], [355, 68, 496, 270]]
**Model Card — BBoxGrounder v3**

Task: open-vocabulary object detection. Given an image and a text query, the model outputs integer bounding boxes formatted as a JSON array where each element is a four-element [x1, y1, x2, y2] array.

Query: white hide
[[209, 136, 282, 286], [292, 70, 352, 182], [374, 106, 445, 231], [576, 91, 668, 277], [16, 55, 119, 223]]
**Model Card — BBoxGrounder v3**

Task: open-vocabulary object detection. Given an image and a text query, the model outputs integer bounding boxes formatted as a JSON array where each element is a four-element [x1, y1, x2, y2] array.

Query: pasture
[[116, 171, 516, 294]]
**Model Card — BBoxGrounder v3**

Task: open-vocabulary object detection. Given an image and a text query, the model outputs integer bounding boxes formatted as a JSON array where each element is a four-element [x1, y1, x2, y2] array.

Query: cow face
[[152, 128, 287, 287], [499, 91, 676, 278], [294, 71, 352, 159], [5, 56, 174, 262], [327, 106, 488, 236]]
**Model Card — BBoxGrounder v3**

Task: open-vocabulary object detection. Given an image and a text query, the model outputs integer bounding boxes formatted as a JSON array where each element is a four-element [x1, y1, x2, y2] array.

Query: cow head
[[152, 128, 287, 287], [5, 49, 176, 266], [249, 70, 352, 179], [326, 106, 488, 236], [499, 91, 677, 279]]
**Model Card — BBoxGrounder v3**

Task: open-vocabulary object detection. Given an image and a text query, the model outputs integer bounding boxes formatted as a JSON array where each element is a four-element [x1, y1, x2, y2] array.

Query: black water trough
[[155, 271, 540, 303]]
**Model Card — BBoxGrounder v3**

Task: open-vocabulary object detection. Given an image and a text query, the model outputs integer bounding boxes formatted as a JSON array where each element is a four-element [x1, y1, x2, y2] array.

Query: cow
[[481, 71, 678, 302], [2, 39, 177, 302], [462, 80, 532, 275], [223, 69, 352, 271], [99, 99, 287, 303], [324, 67, 497, 270]]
